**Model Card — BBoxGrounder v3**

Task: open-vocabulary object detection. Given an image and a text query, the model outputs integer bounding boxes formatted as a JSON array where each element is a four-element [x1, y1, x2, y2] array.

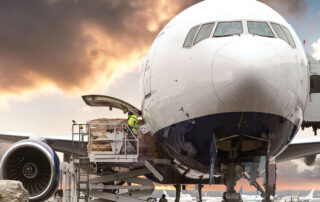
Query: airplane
[[300, 189, 320, 202], [0, 0, 320, 201], [304, 188, 316, 202], [278, 189, 319, 202]]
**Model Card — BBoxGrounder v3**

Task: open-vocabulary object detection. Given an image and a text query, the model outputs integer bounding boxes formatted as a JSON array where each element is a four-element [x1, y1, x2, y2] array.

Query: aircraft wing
[[0, 132, 87, 155], [2, 132, 320, 161], [0, 132, 31, 142], [0, 94, 141, 156], [276, 137, 320, 162]]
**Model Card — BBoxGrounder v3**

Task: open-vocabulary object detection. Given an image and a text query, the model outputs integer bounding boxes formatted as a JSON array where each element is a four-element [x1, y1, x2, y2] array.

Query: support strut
[[243, 172, 265, 198], [264, 158, 276, 202], [195, 184, 203, 202], [222, 162, 243, 202], [174, 184, 181, 202]]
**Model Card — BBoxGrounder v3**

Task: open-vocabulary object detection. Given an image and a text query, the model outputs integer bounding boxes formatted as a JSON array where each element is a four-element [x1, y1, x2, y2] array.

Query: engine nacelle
[[304, 154, 317, 166], [0, 140, 60, 201]]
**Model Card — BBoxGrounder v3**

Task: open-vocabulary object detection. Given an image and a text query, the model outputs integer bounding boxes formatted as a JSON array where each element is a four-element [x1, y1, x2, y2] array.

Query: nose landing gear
[[263, 158, 276, 202], [221, 162, 243, 202], [220, 157, 276, 202], [195, 184, 203, 202], [174, 184, 181, 202]]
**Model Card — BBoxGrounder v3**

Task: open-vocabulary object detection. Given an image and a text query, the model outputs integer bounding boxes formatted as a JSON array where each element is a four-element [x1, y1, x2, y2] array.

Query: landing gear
[[263, 158, 276, 202], [222, 190, 242, 202], [222, 162, 243, 202], [195, 184, 203, 202], [242, 156, 277, 202], [174, 184, 181, 202]]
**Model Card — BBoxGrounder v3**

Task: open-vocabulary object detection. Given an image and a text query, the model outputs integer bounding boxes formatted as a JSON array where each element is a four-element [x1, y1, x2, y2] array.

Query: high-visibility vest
[[128, 115, 138, 135]]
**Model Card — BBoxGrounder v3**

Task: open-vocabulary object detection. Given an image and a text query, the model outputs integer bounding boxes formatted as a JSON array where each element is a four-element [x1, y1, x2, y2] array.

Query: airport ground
[[44, 189, 320, 202]]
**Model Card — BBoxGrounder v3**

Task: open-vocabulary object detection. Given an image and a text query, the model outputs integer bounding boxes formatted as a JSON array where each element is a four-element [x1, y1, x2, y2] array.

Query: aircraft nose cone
[[212, 38, 280, 109]]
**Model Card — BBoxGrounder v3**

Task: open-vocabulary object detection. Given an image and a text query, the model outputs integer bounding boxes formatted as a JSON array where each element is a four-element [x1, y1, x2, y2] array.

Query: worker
[[128, 112, 138, 135], [159, 194, 167, 202]]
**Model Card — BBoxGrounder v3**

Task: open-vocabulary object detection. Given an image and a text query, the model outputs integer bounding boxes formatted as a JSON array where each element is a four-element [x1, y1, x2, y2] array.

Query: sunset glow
[[0, 0, 320, 192]]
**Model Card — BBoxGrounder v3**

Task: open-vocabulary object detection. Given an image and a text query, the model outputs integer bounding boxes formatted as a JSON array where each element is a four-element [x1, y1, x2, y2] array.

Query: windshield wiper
[[252, 34, 274, 38], [214, 34, 238, 37]]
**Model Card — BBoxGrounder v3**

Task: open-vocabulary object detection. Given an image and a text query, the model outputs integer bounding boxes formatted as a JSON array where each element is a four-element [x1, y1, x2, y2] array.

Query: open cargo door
[[82, 95, 142, 116], [302, 54, 320, 135]]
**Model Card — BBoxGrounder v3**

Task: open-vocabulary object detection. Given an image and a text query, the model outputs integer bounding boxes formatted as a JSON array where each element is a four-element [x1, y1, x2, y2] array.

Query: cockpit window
[[270, 23, 289, 43], [194, 23, 215, 45], [270, 23, 296, 48], [213, 21, 243, 37], [183, 25, 200, 48], [247, 21, 274, 37], [281, 26, 296, 48]]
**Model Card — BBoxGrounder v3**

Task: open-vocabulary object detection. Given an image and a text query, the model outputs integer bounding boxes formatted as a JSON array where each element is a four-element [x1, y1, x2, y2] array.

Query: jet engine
[[304, 154, 317, 166], [0, 140, 60, 201]]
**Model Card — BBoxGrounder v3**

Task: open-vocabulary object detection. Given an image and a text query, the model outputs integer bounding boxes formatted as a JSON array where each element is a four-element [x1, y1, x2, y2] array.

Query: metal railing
[[71, 120, 139, 163], [71, 123, 89, 158], [87, 121, 139, 162], [71, 123, 90, 202]]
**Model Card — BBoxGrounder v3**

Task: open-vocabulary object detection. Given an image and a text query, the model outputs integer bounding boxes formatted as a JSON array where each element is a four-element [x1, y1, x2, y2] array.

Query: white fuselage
[[140, 0, 308, 133], [139, 0, 308, 169]]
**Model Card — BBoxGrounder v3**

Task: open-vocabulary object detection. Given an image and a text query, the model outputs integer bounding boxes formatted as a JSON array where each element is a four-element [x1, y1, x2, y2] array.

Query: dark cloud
[[258, 0, 308, 17], [0, 0, 308, 95], [278, 158, 320, 180], [0, 0, 201, 94]]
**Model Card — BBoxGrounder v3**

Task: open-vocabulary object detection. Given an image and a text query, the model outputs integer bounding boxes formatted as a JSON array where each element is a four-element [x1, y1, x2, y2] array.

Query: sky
[[0, 0, 320, 191]]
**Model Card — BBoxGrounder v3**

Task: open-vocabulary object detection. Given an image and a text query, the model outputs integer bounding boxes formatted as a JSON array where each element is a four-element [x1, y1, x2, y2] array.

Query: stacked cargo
[[87, 118, 126, 153], [86, 117, 169, 160]]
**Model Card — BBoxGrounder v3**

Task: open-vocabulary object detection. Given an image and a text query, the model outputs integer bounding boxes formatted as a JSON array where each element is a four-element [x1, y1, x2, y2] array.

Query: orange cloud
[[0, 0, 307, 105], [0, 0, 201, 102]]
